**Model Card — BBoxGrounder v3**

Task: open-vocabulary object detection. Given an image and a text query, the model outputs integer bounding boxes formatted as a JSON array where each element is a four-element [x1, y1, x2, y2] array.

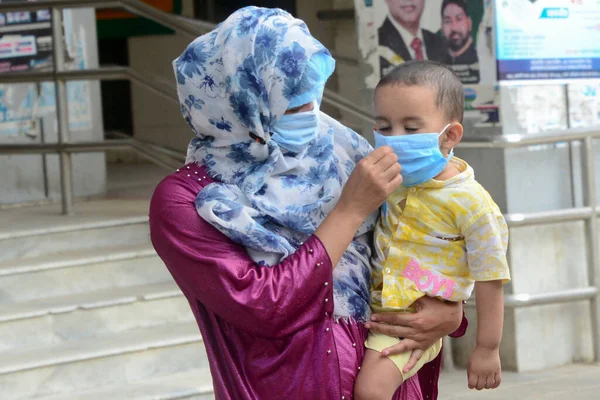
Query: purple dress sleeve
[[450, 314, 468, 338], [149, 173, 335, 339]]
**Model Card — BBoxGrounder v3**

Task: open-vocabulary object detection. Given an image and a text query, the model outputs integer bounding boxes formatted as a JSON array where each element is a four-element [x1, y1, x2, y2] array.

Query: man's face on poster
[[386, 0, 425, 27], [442, 4, 472, 51]]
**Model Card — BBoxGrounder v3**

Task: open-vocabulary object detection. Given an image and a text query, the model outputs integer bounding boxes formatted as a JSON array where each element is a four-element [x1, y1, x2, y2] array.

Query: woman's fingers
[[365, 320, 416, 340], [370, 146, 396, 166], [378, 149, 399, 168], [371, 148, 402, 184], [373, 151, 401, 184], [338, 146, 402, 219], [370, 312, 417, 326], [380, 339, 418, 356], [387, 173, 404, 192], [383, 160, 402, 180], [360, 146, 394, 172], [402, 349, 424, 373]]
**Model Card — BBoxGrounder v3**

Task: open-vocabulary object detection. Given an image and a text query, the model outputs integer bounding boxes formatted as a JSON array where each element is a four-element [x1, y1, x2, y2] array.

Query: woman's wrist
[[332, 202, 368, 231], [418, 298, 462, 339], [442, 300, 464, 335], [314, 204, 366, 269]]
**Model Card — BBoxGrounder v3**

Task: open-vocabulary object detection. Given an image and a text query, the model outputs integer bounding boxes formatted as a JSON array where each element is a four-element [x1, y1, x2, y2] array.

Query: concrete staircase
[[0, 199, 214, 399]]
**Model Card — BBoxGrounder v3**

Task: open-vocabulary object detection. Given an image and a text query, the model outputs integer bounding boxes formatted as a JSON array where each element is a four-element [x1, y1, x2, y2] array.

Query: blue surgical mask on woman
[[271, 101, 320, 153], [374, 124, 452, 187]]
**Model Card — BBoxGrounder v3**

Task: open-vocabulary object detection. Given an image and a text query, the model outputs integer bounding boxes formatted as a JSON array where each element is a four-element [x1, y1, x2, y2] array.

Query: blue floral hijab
[[174, 7, 377, 322]]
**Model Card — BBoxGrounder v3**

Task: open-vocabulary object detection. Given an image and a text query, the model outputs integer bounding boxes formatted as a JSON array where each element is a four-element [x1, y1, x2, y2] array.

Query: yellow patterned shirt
[[371, 157, 511, 313]]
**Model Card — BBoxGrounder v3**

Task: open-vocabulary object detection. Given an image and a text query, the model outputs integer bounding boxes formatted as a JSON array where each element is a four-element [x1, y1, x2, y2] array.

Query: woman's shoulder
[[150, 163, 213, 220]]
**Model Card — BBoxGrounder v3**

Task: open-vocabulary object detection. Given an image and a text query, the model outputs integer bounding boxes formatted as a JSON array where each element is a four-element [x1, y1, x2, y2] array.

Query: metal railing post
[[582, 136, 600, 362], [52, 8, 73, 215]]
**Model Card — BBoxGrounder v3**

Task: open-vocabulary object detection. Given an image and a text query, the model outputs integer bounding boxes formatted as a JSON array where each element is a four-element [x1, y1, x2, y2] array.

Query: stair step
[[34, 368, 215, 400], [0, 322, 207, 399], [0, 281, 189, 350], [0, 221, 150, 262], [0, 321, 202, 374], [0, 243, 156, 277], [0, 215, 148, 242], [0, 244, 170, 302], [0, 199, 151, 261], [0, 280, 181, 323], [0, 199, 213, 399]]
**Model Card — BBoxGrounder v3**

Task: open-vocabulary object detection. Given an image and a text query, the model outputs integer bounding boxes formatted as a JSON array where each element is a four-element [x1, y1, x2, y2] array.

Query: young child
[[354, 61, 510, 399]]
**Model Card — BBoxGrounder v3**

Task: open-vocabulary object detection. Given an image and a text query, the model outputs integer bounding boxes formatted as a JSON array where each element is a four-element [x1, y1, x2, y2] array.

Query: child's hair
[[376, 61, 464, 123]]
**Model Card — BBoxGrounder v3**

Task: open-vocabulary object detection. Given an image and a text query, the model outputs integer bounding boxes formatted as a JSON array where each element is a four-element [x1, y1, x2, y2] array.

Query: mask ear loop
[[438, 123, 453, 159], [437, 123, 452, 138]]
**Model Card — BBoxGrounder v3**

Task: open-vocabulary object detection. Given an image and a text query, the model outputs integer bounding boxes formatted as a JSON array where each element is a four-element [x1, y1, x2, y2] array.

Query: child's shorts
[[365, 332, 442, 380]]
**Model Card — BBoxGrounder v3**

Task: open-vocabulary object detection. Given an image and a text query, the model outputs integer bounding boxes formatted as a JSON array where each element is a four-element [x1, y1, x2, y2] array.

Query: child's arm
[[475, 281, 504, 350], [461, 199, 510, 390], [468, 280, 504, 390]]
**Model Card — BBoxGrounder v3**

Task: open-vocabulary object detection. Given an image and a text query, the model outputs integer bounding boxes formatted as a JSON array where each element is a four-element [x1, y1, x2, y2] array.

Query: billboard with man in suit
[[378, 0, 448, 76]]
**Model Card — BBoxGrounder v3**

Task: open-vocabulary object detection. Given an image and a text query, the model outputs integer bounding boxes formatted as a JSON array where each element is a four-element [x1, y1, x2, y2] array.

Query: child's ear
[[444, 122, 463, 149]]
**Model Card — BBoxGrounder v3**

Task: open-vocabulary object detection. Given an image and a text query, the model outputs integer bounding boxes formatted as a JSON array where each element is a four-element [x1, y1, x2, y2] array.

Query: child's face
[[374, 84, 448, 137], [374, 83, 463, 156]]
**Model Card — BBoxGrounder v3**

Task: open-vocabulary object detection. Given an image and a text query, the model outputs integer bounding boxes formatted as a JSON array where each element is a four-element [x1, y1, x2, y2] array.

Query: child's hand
[[402, 348, 425, 374], [467, 346, 501, 390]]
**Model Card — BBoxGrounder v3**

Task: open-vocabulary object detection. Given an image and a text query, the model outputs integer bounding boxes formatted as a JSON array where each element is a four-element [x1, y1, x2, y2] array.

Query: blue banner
[[495, 0, 600, 82]]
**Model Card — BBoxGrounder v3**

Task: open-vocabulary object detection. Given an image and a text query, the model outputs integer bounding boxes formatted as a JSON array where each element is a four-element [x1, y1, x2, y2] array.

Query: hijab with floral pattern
[[174, 7, 376, 322]]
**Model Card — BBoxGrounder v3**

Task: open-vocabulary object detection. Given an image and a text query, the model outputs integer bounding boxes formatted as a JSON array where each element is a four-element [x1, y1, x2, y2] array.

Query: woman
[[150, 7, 465, 400]]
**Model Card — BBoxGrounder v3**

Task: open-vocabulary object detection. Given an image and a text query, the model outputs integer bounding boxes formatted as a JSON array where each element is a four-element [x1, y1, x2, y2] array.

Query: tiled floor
[[439, 363, 600, 399]]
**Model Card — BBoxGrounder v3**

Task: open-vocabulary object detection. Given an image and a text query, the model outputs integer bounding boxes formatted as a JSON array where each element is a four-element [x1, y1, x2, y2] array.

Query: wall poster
[[372, 0, 494, 85], [0, 5, 92, 137], [496, 0, 600, 82], [0, 5, 52, 73], [353, 0, 497, 113]]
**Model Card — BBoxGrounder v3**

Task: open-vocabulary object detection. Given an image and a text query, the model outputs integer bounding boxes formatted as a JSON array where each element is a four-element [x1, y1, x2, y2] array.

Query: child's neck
[[433, 158, 461, 181]]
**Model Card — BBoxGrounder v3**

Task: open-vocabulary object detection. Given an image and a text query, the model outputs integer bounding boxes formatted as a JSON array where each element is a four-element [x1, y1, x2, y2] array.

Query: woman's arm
[[151, 147, 402, 339], [365, 297, 465, 355], [315, 146, 402, 266], [151, 199, 334, 339]]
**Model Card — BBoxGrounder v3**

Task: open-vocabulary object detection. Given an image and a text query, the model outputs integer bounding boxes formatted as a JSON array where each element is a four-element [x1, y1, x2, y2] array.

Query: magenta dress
[[149, 163, 467, 400]]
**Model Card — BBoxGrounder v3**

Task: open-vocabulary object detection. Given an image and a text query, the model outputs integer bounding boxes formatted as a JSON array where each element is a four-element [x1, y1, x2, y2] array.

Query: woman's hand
[[336, 146, 402, 222], [315, 146, 402, 268], [365, 297, 463, 356]]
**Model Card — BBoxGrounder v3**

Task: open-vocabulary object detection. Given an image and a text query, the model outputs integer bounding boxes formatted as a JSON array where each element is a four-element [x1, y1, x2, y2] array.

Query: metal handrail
[[467, 287, 599, 309], [460, 126, 600, 148], [0, 0, 597, 362], [0, 139, 132, 154], [504, 207, 595, 227], [0, 0, 118, 11], [0, 66, 126, 83]]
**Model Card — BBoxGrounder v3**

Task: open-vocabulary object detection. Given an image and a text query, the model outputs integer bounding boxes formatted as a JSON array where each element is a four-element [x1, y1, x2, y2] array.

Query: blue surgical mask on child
[[271, 101, 320, 153], [374, 124, 452, 187]]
